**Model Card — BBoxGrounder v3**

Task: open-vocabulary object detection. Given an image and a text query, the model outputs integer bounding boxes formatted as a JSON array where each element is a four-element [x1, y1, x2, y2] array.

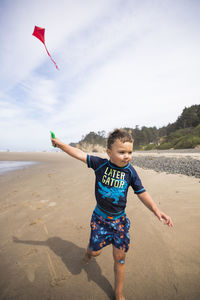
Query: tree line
[[78, 105, 200, 150]]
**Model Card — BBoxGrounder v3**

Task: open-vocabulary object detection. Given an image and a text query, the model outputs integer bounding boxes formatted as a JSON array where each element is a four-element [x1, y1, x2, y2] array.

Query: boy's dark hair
[[107, 129, 134, 149]]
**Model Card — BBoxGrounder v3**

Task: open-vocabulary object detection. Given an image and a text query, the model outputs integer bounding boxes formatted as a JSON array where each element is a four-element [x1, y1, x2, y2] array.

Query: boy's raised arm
[[51, 136, 87, 163], [137, 191, 173, 227]]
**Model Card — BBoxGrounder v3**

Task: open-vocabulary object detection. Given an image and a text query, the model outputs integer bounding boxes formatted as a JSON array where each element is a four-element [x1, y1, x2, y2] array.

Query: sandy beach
[[0, 151, 200, 300]]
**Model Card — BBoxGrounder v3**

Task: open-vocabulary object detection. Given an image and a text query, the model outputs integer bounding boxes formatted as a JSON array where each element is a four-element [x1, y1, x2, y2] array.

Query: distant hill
[[75, 131, 107, 153], [75, 105, 200, 151]]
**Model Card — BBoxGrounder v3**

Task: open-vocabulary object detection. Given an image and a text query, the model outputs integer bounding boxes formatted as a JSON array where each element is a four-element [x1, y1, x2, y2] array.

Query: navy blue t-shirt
[[87, 155, 145, 216]]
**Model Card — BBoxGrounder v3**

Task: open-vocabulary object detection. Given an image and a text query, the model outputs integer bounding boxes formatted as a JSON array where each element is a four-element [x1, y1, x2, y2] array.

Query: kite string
[[44, 43, 59, 70]]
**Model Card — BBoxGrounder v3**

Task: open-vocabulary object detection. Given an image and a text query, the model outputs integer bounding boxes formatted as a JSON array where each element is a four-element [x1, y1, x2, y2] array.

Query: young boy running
[[51, 128, 173, 300]]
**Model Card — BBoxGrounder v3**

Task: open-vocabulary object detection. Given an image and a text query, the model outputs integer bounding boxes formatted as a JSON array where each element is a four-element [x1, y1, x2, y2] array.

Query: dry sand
[[0, 152, 200, 300]]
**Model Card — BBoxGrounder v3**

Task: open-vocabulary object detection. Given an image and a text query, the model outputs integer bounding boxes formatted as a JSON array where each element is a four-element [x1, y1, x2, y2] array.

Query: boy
[[51, 129, 173, 300]]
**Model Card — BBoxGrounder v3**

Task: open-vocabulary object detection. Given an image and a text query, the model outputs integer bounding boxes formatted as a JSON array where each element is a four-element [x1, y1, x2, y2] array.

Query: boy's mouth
[[122, 160, 129, 165]]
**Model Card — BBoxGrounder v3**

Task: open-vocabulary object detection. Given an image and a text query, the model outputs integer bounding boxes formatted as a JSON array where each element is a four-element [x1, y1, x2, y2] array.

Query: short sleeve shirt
[[87, 155, 145, 216]]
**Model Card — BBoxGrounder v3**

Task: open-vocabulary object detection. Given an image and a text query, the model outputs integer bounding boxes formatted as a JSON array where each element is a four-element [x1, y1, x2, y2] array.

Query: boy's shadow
[[13, 236, 113, 298]]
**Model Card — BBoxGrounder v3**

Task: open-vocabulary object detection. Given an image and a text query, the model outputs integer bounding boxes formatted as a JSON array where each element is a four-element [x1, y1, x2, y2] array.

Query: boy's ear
[[106, 148, 111, 157]]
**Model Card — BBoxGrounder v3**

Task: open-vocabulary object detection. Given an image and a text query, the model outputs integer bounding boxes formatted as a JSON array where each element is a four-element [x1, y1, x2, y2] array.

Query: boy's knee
[[118, 259, 125, 264], [114, 252, 126, 264]]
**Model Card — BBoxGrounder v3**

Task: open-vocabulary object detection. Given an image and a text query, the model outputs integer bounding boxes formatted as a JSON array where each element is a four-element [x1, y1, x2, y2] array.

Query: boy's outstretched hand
[[51, 137, 64, 148], [51, 137, 59, 148], [50, 132, 62, 148], [154, 210, 174, 227]]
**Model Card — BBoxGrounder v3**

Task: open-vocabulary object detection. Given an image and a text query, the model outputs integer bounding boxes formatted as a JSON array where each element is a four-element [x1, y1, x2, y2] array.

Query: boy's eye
[[118, 151, 133, 154]]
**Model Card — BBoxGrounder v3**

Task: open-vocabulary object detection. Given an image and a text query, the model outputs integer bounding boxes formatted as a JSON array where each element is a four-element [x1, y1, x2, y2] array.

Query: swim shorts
[[89, 211, 130, 252]]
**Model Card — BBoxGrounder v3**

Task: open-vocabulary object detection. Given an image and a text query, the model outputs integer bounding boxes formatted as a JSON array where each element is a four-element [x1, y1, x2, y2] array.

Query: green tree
[[176, 105, 200, 129]]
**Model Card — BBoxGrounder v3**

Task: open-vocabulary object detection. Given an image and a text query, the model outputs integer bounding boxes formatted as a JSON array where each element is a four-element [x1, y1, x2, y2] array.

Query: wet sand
[[0, 152, 200, 300]]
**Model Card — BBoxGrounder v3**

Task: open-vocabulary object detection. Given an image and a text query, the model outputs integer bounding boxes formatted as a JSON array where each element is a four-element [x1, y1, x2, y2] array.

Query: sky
[[0, 0, 200, 151]]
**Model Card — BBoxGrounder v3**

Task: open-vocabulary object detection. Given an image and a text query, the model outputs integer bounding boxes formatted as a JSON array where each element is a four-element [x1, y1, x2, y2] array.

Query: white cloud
[[21, 77, 59, 113], [0, 99, 22, 118]]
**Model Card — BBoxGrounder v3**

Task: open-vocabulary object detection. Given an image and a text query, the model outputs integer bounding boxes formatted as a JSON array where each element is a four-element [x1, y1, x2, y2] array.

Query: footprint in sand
[[23, 263, 38, 282], [31, 192, 41, 198], [26, 267, 36, 282], [33, 199, 57, 207], [48, 202, 56, 207], [17, 249, 39, 282], [29, 219, 42, 226], [40, 200, 49, 204], [24, 248, 38, 256]]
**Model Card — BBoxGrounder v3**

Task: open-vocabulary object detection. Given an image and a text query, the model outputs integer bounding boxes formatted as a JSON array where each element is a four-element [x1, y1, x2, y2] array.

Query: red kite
[[32, 26, 59, 70]]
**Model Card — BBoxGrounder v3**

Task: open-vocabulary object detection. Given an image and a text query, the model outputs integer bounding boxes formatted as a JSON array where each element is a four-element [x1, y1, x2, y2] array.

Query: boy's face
[[106, 139, 133, 168]]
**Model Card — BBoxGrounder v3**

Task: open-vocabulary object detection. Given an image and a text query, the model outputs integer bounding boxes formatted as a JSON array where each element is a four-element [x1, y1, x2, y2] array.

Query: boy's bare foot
[[115, 292, 125, 300], [83, 252, 92, 264]]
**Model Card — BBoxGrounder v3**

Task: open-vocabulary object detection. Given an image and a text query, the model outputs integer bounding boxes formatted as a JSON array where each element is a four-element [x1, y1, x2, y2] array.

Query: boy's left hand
[[155, 210, 174, 227]]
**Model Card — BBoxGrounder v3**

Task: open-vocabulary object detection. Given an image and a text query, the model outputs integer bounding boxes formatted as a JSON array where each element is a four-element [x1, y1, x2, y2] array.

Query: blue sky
[[0, 0, 200, 151]]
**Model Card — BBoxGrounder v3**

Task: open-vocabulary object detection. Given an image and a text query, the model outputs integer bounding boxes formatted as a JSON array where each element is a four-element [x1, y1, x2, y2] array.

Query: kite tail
[[44, 43, 59, 70]]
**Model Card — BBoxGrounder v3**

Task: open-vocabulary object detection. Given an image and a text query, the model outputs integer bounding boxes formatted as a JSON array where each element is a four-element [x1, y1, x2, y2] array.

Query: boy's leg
[[84, 244, 103, 264], [85, 212, 109, 264], [112, 245, 126, 300]]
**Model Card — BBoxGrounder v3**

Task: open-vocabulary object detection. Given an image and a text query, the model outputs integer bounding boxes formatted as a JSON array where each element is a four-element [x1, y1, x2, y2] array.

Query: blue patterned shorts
[[89, 211, 130, 252]]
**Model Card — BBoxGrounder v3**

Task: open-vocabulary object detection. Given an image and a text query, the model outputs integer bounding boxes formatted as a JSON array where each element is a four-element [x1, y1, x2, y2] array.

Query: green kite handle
[[50, 131, 56, 147], [50, 131, 56, 139]]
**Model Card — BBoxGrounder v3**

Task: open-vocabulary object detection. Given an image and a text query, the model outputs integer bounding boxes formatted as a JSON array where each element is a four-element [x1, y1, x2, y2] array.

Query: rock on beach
[[132, 154, 200, 178]]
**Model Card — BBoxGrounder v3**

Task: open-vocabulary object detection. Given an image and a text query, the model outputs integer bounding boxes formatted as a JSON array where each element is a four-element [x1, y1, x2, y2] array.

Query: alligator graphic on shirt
[[98, 181, 127, 204]]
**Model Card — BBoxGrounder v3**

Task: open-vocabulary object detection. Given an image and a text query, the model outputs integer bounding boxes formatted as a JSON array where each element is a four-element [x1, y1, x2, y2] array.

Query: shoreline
[[1, 150, 200, 178], [0, 161, 39, 175]]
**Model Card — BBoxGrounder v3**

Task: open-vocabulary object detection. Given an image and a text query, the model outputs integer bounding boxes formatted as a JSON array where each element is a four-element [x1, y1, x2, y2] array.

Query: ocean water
[[0, 161, 38, 175]]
